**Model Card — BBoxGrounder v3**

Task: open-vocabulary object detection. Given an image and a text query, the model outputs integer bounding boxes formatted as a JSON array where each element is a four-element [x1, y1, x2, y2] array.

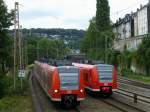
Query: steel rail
[[87, 94, 145, 112], [117, 77, 150, 89], [116, 88, 150, 104]]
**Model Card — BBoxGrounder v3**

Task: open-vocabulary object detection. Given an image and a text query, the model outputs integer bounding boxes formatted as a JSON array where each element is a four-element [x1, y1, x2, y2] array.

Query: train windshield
[[96, 64, 113, 83], [58, 67, 79, 90]]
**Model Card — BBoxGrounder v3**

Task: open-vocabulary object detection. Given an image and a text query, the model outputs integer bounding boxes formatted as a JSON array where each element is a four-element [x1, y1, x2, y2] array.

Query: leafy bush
[[121, 69, 133, 77], [0, 76, 5, 99], [0, 75, 29, 98], [137, 36, 150, 76]]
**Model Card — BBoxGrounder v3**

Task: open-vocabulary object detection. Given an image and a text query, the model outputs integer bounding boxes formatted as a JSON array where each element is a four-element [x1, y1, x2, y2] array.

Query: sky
[[4, 0, 149, 30]]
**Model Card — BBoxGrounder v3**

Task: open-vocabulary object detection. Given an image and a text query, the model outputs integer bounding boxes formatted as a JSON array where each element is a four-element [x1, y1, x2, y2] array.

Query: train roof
[[73, 63, 113, 69], [72, 63, 95, 69], [57, 66, 78, 69], [35, 61, 57, 71], [57, 66, 79, 73], [96, 64, 113, 67]]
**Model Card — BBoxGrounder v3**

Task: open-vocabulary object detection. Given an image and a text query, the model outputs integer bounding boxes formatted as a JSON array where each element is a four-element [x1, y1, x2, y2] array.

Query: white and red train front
[[34, 62, 85, 108]]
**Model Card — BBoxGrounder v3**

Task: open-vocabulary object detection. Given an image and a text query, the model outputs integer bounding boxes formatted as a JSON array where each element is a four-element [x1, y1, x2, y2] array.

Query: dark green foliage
[[122, 50, 132, 69], [107, 50, 120, 67], [95, 0, 113, 61], [80, 18, 97, 58], [0, 75, 29, 98], [26, 36, 68, 64], [9, 28, 85, 50], [0, 76, 5, 98], [111, 36, 150, 76], [96, 0, 111, 32], [27, 44, 37, 64], [121, 69, 150, 83], [38, 38, 67, 59], [137, 36, 150, 75], [0, 0, 14, 73], [27, 28, 85, 37], [0, 0, 14, 30], [25, 36, 41, 64]]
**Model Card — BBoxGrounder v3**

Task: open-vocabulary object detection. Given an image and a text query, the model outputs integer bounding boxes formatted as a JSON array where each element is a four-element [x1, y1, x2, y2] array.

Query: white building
[[113, 14, 132, 40], [137, 5, 148, 35], [113, 2, 150, 51]]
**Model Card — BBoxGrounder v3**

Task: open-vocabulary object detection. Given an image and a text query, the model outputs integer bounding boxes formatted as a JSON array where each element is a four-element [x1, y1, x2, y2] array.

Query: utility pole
[[24, 39, 28, 67], [105, 35, 108, 63], [13, 2, 19, 89], [37, 43, 39, 61], [19, 25, 23, 89]]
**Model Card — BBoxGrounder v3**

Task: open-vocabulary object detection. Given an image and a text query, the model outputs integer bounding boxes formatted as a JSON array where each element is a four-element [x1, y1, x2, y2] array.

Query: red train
[[73, 63, 117, 97], [33, 61, 85, 108]]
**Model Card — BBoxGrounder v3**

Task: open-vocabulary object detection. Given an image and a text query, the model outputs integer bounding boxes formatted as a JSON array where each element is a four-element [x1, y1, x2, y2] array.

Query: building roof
[[113, 2, 150, 27]]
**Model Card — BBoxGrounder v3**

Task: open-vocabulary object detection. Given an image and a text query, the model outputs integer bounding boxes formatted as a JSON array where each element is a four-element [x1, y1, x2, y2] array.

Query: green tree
[[96, 0, 113, 61], [0, 0, 14, 73], [137, 36, 150, 76], [27, 44, 37, 64], [25, 36, 41, 64], [38, 38, 67, 60], [38, 38, 54, 59], [96, 0, 111, 32], [80, 0, 114, 61], [107, 50, 120, 67], [54, 40, 67, 59], [80, 18, 97, 59]]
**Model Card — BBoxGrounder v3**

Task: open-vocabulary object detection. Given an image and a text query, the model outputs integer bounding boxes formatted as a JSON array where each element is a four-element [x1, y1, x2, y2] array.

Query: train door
[[84, 72, 89, 86]]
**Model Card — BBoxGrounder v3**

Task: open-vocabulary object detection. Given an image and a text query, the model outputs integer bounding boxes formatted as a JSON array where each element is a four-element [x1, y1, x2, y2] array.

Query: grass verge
[[0, 93, 33, 112], [121, 69, 150, 84]]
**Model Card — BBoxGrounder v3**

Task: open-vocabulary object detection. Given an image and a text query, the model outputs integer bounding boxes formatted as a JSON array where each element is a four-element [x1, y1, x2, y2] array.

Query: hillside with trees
[[9, 28, 85, 50]]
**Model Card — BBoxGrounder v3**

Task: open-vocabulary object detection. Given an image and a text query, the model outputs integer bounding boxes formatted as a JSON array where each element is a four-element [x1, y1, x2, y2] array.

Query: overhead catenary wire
[[111, 0, 148, 16]]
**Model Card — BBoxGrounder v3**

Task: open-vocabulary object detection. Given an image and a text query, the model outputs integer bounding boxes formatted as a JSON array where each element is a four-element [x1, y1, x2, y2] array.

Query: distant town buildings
[[113, 1, 150, 51]]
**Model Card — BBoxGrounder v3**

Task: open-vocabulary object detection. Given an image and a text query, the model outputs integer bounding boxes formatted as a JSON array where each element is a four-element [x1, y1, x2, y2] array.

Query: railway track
[[118, 77, 150, 89], [87, 94, 147, 112], [115, 88, 150, 104], [29, 73, 43, 112], [100, 97, 146, 112]]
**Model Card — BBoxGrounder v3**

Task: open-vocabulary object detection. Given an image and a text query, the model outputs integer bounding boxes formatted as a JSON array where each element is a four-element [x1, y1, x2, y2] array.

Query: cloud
[[4, 0, 96, 29], [4, 0, 149, 29], [21, 16, 63, 28]]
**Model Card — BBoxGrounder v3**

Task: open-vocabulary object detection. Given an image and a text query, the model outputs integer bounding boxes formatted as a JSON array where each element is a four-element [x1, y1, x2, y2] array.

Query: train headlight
[[80, 89, 83, 93], [54, 89, 58, 93]]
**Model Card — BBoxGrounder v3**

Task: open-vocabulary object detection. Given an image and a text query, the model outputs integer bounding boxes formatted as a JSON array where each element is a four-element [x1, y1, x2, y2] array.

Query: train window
[[58, 67, 79, 90], [96, 64, 113, 83]]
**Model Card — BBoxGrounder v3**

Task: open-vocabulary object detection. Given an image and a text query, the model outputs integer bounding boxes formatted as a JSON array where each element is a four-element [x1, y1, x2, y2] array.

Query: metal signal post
[[13, 2, 20, 89]]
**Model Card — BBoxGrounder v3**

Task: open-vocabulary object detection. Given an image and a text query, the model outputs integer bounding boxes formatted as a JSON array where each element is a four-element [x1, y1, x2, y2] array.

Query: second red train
[[73, 63, 117, 97]]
